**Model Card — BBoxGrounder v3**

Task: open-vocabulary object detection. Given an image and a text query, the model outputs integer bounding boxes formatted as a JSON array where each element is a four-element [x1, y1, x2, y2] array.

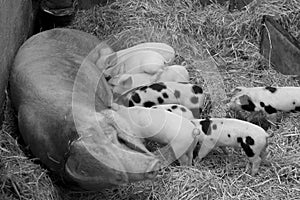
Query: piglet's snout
[[192, 128, 201, 138]]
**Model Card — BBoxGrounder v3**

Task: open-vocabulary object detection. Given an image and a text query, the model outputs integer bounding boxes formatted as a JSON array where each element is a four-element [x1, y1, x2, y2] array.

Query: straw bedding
[[1, 0, 299, 199]]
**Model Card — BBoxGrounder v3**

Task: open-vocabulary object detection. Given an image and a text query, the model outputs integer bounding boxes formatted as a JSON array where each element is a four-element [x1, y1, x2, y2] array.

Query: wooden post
[[0, 0, 35, 125], [260, 15, 300, 79]]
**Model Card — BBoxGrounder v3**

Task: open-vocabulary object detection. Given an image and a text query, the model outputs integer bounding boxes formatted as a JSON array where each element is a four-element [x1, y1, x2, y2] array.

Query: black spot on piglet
[[199, 118, 212, 135], [190, 96, 199, 104], [295, 106, 300, 112], [149, 83, 166, 92], [129, 100, 134, 107], [241, 99, 256, 112], [139, 86, 148, 91], [265, 86, 277, 93], [143, 101, 156, 107], [237, 137, 255, 157], [245, 136, 255, 145], [180, 107, 186, 112], [174, 90, 181, 98], [212, 124, 217, 130], [264, 105, 277, 114], [171, 105, 178, 109], [162, 92, 169, 99], [157, 97, 164, 104], [131, 93, 141, 103], [192, 85, 203, 94], [239, 95, 256, 111]]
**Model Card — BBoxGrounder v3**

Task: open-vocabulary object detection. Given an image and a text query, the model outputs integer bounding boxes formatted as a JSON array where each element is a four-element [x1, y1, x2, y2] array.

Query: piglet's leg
[[260, 145, 268, 161], [249, 156, 262, 176], [246, 111, 264, 122], [178, 154, 189, 166], [187, 152, 193, 166], [260, 146, 271, 166], [219, 146, 228, 155], [197, 142, 214, 161], [187, 139, 199, 165]]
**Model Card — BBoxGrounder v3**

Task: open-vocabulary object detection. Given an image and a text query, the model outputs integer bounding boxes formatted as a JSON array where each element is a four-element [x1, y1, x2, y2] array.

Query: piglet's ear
[[118, 75, 133, 88], [110, 103, 121, 111], [108, 76, 120, 86], [105, 52, 118, 67], [231, 87, 244, 95], [238, 94, 250, 105]]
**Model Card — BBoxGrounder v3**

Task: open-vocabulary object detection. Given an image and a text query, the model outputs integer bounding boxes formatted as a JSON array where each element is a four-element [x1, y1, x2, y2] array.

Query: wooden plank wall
[[0, 0, 36, 125]]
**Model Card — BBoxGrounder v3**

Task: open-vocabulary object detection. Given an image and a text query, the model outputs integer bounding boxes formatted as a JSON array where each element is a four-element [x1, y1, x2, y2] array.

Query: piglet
[[157, 65, 189, 83], [113, 105, 201, 165], [105, 50, 166, 77], [229, 86, 300, 115], [109, 65, 190, 95], [115, 82, 206, 118], [192, 118, 271, 175]]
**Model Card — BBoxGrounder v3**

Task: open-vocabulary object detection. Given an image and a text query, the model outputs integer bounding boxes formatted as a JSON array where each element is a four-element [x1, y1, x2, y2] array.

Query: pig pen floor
[[1, 0, 300, 199]]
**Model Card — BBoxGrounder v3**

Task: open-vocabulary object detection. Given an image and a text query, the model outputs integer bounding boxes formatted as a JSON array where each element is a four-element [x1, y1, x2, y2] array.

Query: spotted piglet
[[151, 104, 194, 120], [192, 118, 271, 175], [115, 82, 206, 118], [229, 86, 300, 115]]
